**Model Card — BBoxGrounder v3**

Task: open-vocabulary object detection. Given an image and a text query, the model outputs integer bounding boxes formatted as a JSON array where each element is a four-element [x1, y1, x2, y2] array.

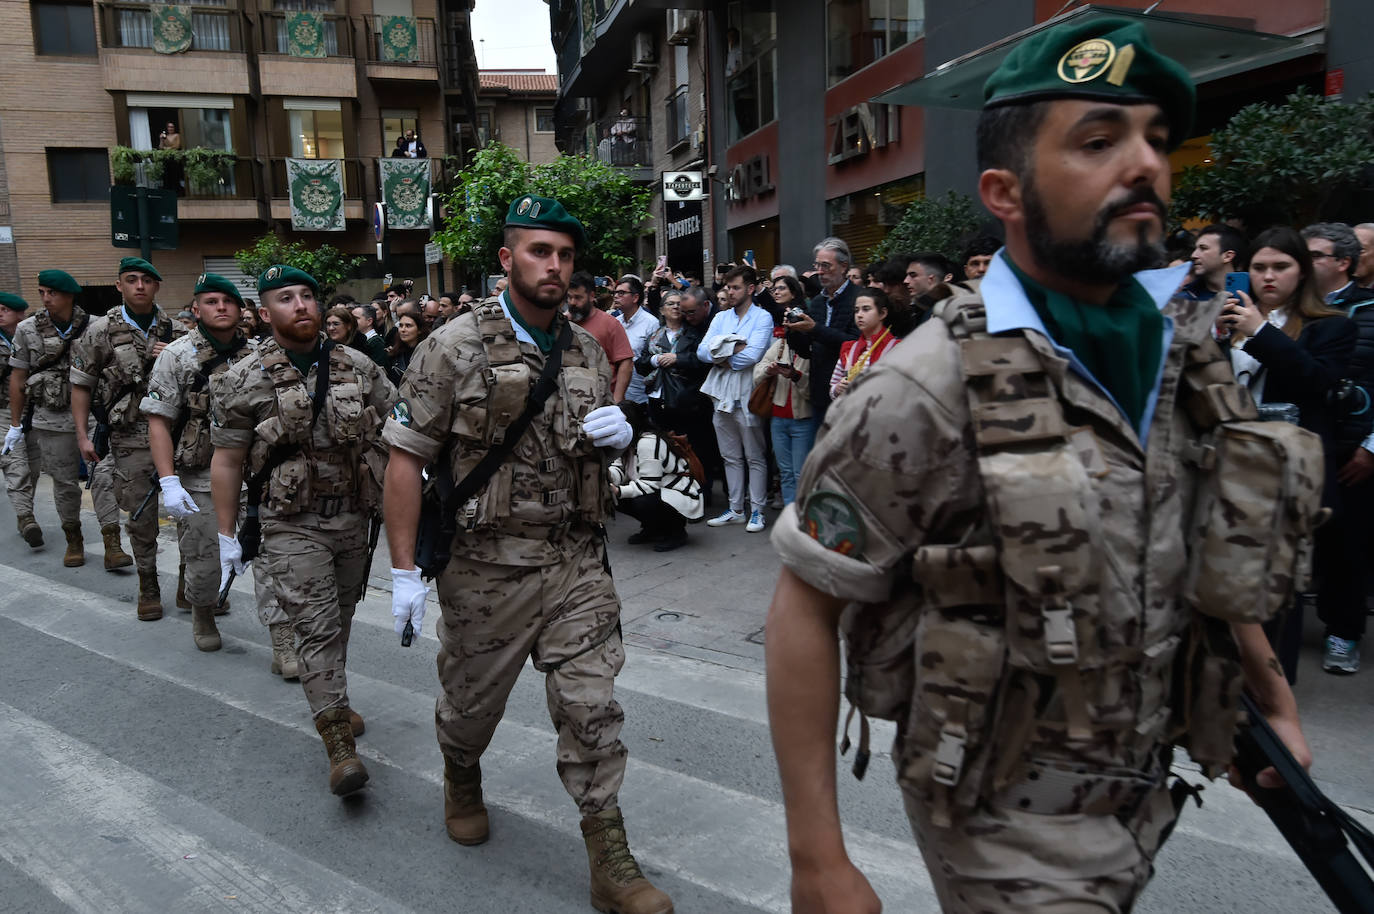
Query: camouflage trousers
[[90, 452, 122, 528], [110, 445, 160, 573], [260, 512, 368, 718], [176, 489, 281, 620], [435, 534, 627, 816], [905, 780, 1180, 912], [1, 428, 82, 525]]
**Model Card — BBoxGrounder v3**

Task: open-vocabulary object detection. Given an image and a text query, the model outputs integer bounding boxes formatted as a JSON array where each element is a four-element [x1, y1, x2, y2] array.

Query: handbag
[[749, 375, 777, 417]]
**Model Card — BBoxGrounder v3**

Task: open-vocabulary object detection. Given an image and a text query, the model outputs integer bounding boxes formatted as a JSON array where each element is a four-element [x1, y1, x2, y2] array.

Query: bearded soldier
[[210, 265, 394, 796]]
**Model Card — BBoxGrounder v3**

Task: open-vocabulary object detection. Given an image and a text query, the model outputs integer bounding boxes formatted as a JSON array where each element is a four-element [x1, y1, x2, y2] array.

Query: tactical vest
[[444, 300, 609, 535], [175, 333, 248, 472], [247, 339, 382, 517], [841, 290, 1325, 828], [26, 308, 86, 411], [98, 308, 172, 429]]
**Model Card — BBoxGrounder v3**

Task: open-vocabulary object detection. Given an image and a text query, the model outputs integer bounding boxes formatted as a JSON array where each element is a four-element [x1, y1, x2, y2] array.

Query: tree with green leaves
[[1173, 89, 1374, 231], [434, 143, 652, 278], [872, 190, 984, 264], [233, 234, 363, 301]]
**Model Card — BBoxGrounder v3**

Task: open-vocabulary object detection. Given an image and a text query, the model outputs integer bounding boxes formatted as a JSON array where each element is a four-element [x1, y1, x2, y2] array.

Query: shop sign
[[728, 154, 774, 204], [665, 200, 704, 273], [828, 103, 900, 165], [663, 171, 706, 201]]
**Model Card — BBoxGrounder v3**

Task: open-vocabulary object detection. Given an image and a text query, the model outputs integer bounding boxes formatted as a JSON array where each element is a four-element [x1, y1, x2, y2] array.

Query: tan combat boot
[[443, 757, 489, 845], [61, 523, 84, 567], [190, 604, 221, 651], [16, 513, 42, 547], [175, 563, 190, 610], [580, 808, 674, 914], [314, 708, 369, 796], [348, 709, 365, 738], [102, 523, 133, 570], [268, 622, 301, 680], [136, 570, 162, 621]]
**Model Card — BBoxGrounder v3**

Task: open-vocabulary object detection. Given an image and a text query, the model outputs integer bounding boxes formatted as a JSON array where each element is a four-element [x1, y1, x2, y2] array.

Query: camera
[[784, 307, 805, 323]]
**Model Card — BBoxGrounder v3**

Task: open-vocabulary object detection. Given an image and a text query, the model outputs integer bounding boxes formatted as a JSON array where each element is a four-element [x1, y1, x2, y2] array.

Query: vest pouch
[[325, 381, 365, 446], [176, 390, 214, 470], [29, 370, 69, 410], [555, 366, 599, 456], [979, 446, 1102, 672], [1169, 617, 1243, 776], [486, 362, 530, 446], [253, 415, 288, 449], [471, 462, 512, 528], [840, 597, 918, 723], [450, 402, 489, 444], [358, 444, 387, 513], [265, 455, 311, 514], [576, 458, 609, 523], [1183, 420, 1325, 624]]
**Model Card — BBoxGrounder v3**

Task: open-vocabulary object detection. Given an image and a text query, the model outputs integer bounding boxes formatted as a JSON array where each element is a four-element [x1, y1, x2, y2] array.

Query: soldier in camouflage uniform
[[141, 273, 286, 657], [210, 264, 394, 797], [766, 21, 1317, 914], [0, 293, 36, 543], [5, 269, 130, 569], [382, 195, 672, 914], [71, 258, 177, 620]]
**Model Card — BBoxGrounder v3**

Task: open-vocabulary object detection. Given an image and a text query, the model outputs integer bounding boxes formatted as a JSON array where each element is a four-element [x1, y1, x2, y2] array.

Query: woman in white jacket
[[607, 404, 704, 552]]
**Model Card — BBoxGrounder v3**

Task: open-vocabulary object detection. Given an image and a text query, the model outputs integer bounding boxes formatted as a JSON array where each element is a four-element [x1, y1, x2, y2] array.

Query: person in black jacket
[[780, 237, 859, 430], [349, 302, 391, 371], [674, 286, 720, 501], [1218, 226, 1358, 681]]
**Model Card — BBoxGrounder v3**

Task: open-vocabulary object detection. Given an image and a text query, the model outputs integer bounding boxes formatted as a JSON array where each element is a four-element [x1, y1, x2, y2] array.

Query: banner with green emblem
[[378, 158, 431, 229], [287, 158, 345, 232], [380, 16, 418, 62], [151, 6, 193, 54], [286, 11, 327, 58]]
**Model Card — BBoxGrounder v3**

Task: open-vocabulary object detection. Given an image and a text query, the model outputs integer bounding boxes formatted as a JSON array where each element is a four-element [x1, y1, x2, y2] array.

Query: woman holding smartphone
[[1217, 225, 1357, 681], [755, 276, 812, 506]]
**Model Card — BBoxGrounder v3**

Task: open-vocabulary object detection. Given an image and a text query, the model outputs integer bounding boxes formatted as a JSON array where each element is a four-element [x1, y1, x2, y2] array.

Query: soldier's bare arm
[[147, 415, 176, 479], [209, 447, 245, 537], [70, 385, 96, 463], [611, 358, 631, 402], [1231, 621, 1312, 789], [765, 567, 881, 914], [383, 449, 424, 570], [8, 367, 26, 428]]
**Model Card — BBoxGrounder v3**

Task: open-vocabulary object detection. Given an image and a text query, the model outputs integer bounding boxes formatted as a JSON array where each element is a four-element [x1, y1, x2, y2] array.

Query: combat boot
[[314, 708, 368, 796], [136, 570, 162, 621], [16, 514, 42, 547], [101, 524, 133, 570], [348, 708, 365, 738], [175, 563, 190, 610], [580, 808, 673, 914], [268, 622, 301, 680], [442, 757, 489, 845], [61, 523, 84, 567], [190, 604, 221, 651]]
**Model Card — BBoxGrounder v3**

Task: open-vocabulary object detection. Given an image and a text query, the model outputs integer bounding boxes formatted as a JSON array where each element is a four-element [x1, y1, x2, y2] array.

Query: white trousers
[[712, 407, 767, 514]]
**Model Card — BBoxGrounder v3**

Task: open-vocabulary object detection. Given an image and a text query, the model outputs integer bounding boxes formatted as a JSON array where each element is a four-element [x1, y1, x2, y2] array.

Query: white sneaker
[[746, 510, 766, 533], [707, 509, 745, 527]]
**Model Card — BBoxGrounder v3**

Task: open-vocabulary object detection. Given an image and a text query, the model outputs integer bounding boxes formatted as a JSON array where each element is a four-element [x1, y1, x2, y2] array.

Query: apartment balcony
[[266, 157, 369, 223], [176, 156, 267, 221], [256, 11, 357, 99], [97, 2, 252, 95], [361, 15, 439, 84], [591, 115, 653, 182]]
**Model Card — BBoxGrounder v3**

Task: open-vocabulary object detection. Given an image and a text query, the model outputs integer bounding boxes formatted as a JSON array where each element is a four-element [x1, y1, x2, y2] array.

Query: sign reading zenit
[[662, 171, 705, 201]]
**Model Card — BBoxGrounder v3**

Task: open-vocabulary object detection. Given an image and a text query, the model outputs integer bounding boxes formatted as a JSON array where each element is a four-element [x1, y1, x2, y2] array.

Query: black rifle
[[414, 322, 573, 581], [360, 511, 381, 598], [129, 471, 160, 522], [1234, 692, 1374, 913]]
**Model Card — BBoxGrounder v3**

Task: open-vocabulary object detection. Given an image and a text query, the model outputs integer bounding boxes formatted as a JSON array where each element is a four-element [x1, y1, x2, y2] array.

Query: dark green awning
[[873, 5, 1317, 109]]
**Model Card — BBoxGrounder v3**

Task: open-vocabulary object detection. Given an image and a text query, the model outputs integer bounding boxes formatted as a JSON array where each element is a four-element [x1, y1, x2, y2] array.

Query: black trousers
[[618, 493, 686, 537], [1317, 477, 1372, 643]]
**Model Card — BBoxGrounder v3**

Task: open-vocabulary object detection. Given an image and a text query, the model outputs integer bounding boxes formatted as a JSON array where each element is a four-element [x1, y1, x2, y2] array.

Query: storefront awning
[[872, 5, 1319, 110]]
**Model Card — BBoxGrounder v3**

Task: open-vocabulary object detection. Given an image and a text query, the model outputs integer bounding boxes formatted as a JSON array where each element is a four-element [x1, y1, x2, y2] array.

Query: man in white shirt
[[614, 275, 659, 405], [696, 266, 773, 532]]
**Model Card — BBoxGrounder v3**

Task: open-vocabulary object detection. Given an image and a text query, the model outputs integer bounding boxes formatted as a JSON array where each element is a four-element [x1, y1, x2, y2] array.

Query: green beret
[[37, 269, 81, 295], [194, 272, 245, 306], [983, 17, 1195, 148], [0, 292, 29, 313], [117, 257, 162, 281], [505, 194, 588, 250], [256, 264, 320, 297]]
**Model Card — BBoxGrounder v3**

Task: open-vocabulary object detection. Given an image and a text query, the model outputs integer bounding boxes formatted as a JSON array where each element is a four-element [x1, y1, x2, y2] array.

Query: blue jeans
[[771, 416, 817, 506]]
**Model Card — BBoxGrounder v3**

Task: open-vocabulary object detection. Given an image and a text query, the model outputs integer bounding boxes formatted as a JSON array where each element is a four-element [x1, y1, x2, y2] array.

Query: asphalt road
[[0, 482, 1369, 914]]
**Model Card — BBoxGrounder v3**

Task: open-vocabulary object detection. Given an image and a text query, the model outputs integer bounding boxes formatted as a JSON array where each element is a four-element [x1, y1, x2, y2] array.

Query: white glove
[[583, 405, 633, 451], [391, 567, 429, 639], [159, 475, 199, 519], [218, 533, 247, 592], [2, 425, 22, 455]]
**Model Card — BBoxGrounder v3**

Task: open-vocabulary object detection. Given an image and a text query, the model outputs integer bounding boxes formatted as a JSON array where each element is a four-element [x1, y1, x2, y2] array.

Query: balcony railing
[[267, 157, 368, 202], [181, 155, 261, 199], [594, 114, 651, 167], [257, 11, 352, 57], [666, 86, 690, 149], [361, 15, 437, 66], [98, 2, 246, 52]]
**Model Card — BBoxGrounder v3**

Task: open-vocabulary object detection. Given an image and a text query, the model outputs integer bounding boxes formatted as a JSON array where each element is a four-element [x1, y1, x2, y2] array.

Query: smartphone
[[744, 250, 756, 268], [656, 254, 669, 271], [1225, 272, 1250, 297], [676, 277, 690, 290]]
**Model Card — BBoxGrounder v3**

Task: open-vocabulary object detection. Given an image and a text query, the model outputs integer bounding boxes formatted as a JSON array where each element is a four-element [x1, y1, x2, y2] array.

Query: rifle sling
[[244, 340, 334, 510], [93, 315, 169, 422], [170, 338, 248, 447]]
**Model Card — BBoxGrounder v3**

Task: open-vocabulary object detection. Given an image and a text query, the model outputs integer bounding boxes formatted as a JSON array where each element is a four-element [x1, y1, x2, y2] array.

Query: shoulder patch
[[802, 490, 866, 556], [391, 398, 412, 427]]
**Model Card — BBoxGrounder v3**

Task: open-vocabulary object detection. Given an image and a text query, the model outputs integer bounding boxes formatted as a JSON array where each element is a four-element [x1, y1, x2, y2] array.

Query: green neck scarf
[[1005, 256, 1164, 430], [286, 342, 322, 377], [124, 305, 156, 333], [197, 323, 242, 355], [503, 291, 559, 353]]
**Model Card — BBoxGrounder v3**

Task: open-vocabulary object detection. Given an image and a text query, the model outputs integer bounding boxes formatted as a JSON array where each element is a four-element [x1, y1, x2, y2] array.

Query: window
[[725, 1, 776, 143], [289, 109, 344, 159], [382, 110, 420, 153], [535, 108, 555, 133], [476, 110, 492, 147], [115, 0, 230, 51], [33, 1, 96, 56], [47, 149, 109, 203], [272, 0, 339, 54], [827, 0, 924, 86], [126, 96, 235, 152]]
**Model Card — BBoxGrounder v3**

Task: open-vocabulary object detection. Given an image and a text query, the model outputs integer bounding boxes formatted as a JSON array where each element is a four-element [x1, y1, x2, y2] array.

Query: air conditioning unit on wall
[[631, 31, 656, 70], [667, 10, 697, 45]]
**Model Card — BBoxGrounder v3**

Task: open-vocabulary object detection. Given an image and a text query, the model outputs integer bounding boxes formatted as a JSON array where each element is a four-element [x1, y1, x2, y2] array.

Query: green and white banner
[[378, 158, 430, 229], [151, 6, 193, 55], [286, 11, 326, 58], [287, 158, 345, 232], [380, 16, 418, 62]]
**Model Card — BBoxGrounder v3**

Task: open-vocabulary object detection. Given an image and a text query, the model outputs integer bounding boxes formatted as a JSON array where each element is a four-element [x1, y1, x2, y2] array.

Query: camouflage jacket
[[70, 305, 175, 447], [9, 308, 88, 432]]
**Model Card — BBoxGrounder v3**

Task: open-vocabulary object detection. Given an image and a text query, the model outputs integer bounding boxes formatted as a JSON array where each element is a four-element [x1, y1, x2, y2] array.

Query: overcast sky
[[471, 0, 558, 72]]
